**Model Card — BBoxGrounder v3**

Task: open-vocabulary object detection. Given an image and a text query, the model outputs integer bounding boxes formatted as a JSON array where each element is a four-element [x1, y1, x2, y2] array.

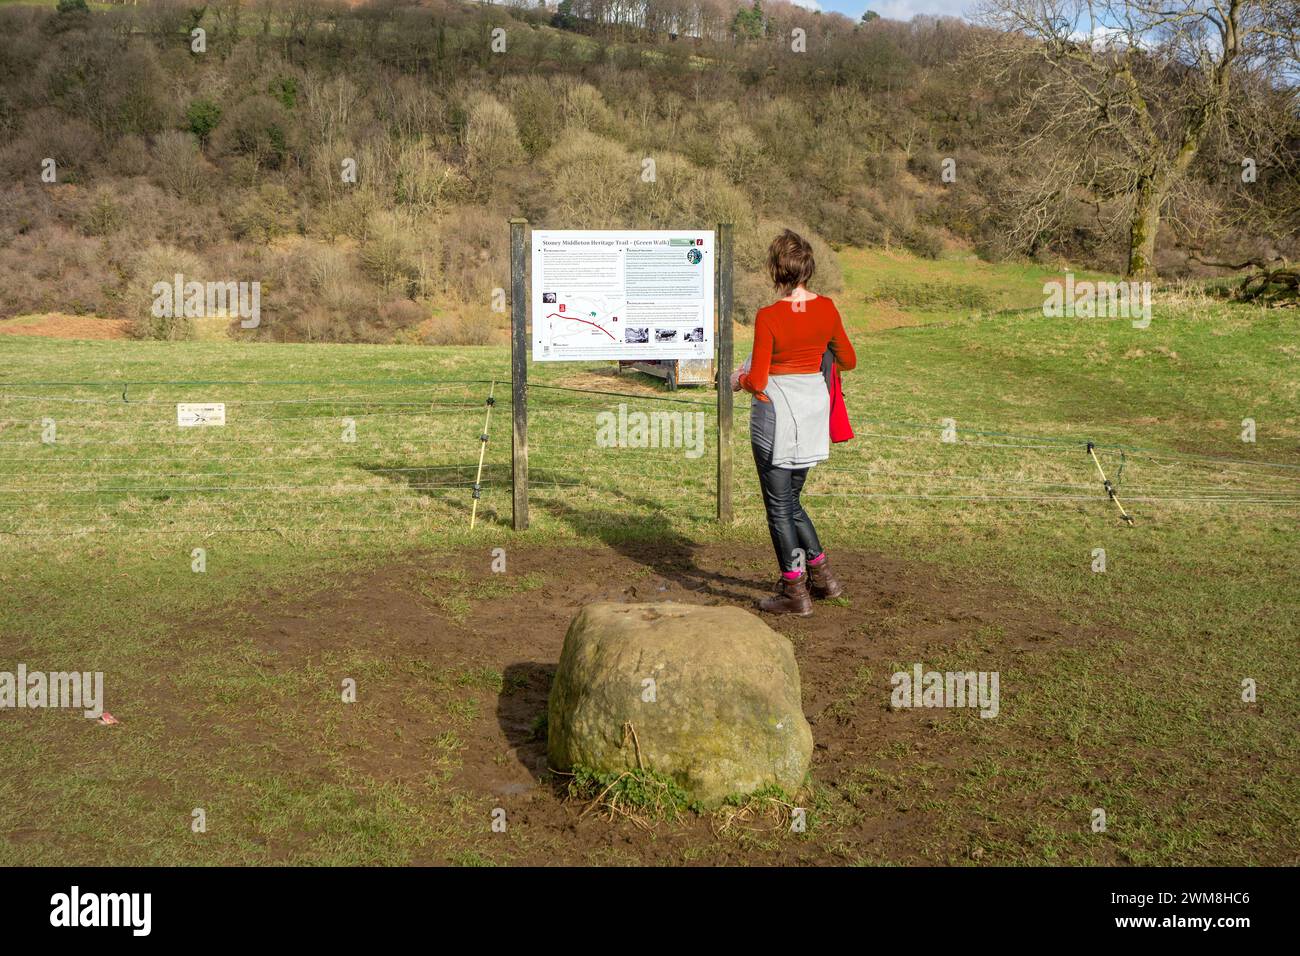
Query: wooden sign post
[[507, 219, 734, 530], [716, 221, 734, 524], [509, 217, 528, 531]]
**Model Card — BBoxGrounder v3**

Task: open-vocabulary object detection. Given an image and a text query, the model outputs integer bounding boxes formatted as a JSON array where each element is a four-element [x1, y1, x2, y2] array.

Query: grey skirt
[[750, 350, 837, 468], [750, 378, 830, 469]]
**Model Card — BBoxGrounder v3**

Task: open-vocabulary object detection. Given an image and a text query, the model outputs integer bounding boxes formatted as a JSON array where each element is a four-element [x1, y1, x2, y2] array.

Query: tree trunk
[[1127, 171, 1165, 279]]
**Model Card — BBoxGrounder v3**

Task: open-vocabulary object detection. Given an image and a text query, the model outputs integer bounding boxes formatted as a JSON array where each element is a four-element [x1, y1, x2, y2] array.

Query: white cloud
[[1069, 24, 1158, 53]]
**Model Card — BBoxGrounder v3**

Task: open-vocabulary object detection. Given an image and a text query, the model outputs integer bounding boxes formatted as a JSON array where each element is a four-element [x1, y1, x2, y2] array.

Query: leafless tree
[[974, 0, 1298, 277]]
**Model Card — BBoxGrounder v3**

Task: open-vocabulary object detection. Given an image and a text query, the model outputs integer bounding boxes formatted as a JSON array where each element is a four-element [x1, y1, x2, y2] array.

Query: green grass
[[835, 247, 1116, 332], [1, 248, 1296, 865], [866, 276, 996, 312], [568, 766, 695, 822]]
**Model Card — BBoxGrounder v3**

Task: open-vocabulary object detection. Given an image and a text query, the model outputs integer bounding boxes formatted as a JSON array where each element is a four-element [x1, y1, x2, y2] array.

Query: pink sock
[[782, 570, 803, 580], [809, 552, 826, 566]]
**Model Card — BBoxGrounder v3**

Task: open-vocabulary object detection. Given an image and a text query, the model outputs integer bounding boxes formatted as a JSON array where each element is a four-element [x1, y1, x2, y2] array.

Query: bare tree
[[975, 0, 1298, 277]]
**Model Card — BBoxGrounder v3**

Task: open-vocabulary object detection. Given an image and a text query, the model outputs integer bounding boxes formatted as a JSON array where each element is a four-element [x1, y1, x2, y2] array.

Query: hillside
[[0, 0, 1295, 344]]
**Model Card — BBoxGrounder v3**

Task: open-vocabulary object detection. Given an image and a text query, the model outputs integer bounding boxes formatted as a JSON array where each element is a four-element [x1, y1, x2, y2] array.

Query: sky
[[793, 0, 975, 21]]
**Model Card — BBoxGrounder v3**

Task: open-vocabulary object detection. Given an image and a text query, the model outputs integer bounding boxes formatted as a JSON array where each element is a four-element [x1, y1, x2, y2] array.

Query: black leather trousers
[[751, 397, 823, 572]]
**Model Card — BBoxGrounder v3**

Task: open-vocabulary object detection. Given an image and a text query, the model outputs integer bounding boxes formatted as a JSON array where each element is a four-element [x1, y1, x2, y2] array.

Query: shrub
[[0, 225, 108, 318], [390, 139, 463, 212], [430, 204, 506, 306], [716, 125, 764, 187], [109, 179, 216, 249], [541, 131, 634, 227], [461, 92, 524, 194], [359, 211, 421, 293], [150, 130, 212, 198], [419, 307, 498, 345], [501, 75, 563, 157], [267, 75, 299, 110], [79, 187, 123, 237], [105, 46, 175, 137], [560, 82, 614, 134], [904, 224, 946, 260], [313, 189, 380, 243], [105, 134, 152, 178], [753, 97, 816, 170], [127, 244, 203, 340], [230, 183, 297, 243], [212, 95, 295, 170], [0, 111, 100, 184], [185, 98, 222, 143], [375, 297, 427, 332], [258, 240, 374, 342]]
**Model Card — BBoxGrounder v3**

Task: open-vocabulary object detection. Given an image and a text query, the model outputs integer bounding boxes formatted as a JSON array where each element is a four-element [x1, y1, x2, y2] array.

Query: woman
[[733, 229, 856, 616]]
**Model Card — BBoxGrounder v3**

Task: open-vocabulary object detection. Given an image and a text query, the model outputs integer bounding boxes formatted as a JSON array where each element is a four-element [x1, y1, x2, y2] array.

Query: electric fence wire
[[0, 379, 504, 536], [2, 377, 1298, 538]]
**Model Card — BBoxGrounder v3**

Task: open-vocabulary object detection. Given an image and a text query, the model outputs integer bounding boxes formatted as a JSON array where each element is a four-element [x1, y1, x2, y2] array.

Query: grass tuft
[[568, 765, 695, 828]]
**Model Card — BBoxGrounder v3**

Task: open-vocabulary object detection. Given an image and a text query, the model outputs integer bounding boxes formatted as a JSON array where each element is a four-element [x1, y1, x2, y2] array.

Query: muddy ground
[[0, 314, 130, 339], [196, 540, 1108, 865]]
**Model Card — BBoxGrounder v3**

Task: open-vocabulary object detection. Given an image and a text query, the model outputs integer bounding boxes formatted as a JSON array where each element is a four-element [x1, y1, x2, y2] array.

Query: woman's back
[[741, 228, 852, 616], [739, 295, 856, 395]]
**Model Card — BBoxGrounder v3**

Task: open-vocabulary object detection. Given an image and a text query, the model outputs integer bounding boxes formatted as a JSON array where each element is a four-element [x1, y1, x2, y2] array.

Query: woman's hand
[[730, 356, 752, 392]]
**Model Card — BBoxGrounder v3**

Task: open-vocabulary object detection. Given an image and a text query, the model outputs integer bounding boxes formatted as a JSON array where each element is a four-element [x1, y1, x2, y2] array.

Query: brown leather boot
[[807, 556, 843, 599], [758, 573, 813, 616]]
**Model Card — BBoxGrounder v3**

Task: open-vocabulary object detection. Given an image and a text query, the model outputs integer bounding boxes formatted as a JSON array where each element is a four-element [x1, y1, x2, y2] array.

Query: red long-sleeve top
[[738, 296, 856, 398]]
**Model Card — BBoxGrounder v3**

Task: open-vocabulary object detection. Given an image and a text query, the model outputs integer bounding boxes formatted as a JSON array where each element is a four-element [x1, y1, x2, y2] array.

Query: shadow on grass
[[356, 461, 506, 496], [540, 491, 761, 605], [357, 462, 584, 528]]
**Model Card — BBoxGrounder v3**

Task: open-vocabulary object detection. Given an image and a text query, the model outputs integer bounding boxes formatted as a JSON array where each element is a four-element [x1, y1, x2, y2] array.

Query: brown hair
[[766, 229, 815, 297]]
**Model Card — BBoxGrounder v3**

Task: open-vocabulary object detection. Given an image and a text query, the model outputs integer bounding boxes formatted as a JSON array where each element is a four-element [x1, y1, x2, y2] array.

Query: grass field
[[1, 250, 1296, 865], [836, 247, 1116, 332]]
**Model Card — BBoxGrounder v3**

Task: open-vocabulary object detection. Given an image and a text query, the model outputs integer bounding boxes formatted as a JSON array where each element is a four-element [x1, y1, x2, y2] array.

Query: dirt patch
[[0, 314, 130, 340], [550, 364, 695, 397], [174, 540, 1117, 865]]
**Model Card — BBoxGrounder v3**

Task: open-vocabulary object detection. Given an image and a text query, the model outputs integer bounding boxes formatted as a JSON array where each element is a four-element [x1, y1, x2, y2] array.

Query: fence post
[[510, 217, 529, 531], [716, 222, 734, 524]]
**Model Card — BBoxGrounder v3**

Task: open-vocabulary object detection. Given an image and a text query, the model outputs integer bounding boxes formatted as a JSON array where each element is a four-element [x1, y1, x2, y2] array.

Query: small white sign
[[177, 403, 226, 427]]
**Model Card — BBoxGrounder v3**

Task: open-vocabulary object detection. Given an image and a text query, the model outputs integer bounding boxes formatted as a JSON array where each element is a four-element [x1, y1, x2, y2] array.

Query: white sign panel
[[532, 229, 714, 361], [177, 403, 226, 427]]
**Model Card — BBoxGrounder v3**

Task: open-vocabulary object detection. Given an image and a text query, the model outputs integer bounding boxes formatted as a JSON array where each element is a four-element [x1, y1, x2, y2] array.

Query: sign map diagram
[[542, 296, 621, 346]]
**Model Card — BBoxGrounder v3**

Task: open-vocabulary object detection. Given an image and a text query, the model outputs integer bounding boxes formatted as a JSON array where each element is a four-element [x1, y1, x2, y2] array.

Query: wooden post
[[510, 218, 529, 531], [716, 222, 734, 524]]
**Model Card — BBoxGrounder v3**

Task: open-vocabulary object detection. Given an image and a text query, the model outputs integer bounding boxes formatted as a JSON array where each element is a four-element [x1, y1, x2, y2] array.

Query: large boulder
[[547, 602, 813, 807]]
